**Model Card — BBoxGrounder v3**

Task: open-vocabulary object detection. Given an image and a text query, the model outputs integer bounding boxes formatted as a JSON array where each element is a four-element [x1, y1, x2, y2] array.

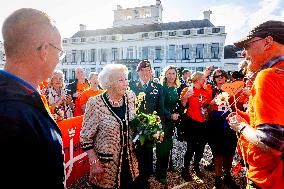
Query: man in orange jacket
[[228, 21, 284, 189]]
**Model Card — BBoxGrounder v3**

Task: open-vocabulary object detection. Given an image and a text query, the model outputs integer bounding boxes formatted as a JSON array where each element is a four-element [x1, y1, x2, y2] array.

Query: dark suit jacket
[[177, 79, 188, 96], [67, 78, 89, 101], [129, 80, 165, 123]]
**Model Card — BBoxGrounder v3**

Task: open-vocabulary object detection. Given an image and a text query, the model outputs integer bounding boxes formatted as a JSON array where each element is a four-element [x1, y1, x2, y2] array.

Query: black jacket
[[0, 71, 65, 188], [67, 78, 89, 101], [129, 80, 165, 121]]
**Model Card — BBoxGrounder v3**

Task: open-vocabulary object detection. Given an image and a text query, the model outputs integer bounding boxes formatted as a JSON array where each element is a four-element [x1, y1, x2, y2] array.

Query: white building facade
[[59, 0, 226, 82]]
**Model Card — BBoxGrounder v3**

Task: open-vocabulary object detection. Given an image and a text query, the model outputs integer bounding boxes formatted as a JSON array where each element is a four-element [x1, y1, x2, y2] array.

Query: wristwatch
[[238, 122, 247, 134]]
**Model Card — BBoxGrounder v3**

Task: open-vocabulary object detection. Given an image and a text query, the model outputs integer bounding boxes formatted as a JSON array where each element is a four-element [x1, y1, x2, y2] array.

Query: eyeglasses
[[214, 74, 225, 78], [49, 43, 65, 59], [243, 38, 263, 50], [37, 43, 66, 60]]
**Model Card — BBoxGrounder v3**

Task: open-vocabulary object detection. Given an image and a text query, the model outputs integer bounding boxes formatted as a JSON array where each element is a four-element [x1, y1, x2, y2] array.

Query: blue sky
[[1, 0, 284, 45]]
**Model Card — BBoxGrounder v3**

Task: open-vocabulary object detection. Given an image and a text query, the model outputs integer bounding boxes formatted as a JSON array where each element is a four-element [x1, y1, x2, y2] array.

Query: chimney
[[79, 24, 86, 31], [117, 5, 122, 10], [203, 10, 212, 20]]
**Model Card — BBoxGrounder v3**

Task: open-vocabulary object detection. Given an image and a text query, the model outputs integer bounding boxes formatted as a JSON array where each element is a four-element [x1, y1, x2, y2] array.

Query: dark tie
[[143, 83, 147, 90]]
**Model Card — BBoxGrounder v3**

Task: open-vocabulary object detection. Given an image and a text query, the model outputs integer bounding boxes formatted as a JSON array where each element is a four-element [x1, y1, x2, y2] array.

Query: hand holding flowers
[[214, 92, 232, 113], [130, 111, 164, 145]]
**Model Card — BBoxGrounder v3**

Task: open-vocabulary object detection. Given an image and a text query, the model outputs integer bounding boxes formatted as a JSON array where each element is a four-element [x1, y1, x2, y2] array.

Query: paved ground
[[71, 139, 247, 189]]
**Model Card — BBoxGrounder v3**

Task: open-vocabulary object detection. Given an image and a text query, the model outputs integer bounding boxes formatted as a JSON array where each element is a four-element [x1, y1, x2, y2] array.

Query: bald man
[[0, 9, 65, 188], [67, 67, 89, 116]]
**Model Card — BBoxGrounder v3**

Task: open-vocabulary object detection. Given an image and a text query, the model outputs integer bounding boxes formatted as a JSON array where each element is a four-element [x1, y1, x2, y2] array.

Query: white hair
[[49, 69, 65, 87], [98, 64, 128, 89]]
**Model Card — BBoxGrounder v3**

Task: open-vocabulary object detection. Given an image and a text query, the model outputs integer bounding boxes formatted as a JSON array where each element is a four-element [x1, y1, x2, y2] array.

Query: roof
[[71, 19, 215, 38]]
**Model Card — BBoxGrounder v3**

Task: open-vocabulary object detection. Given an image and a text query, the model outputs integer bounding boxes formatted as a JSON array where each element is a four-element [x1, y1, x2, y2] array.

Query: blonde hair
[[190, 71, 204, 83], [98, 64, 128, 89], [160, 65, 180, 87], [88, 72, 98, 80]]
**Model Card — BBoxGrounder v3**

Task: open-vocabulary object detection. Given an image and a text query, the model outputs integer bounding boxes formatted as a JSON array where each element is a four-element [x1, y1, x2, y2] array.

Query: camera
[[65, 89, 72, 96], [54, 106, 61, 115]]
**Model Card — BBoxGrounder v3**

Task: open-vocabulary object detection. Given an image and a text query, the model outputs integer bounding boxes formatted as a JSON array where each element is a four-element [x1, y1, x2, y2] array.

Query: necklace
[[106, 93, 123, 107]]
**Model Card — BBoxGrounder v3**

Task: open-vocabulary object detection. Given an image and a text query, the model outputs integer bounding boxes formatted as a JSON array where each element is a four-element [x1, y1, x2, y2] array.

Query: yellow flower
[[138, 92, 146, 98], [153, 132, 160, 139], [215, 92, 230, 106]]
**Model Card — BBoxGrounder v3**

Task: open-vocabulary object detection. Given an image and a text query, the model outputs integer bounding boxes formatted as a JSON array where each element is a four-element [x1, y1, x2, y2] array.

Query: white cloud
[[208, 0, 284, 45], [208, 4, 248, 45], [247, 0, 284, 28]]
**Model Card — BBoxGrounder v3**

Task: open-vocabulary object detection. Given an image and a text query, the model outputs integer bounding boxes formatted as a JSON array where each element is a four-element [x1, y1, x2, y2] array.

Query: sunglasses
[[214, 74, 225, 78], [243, 38, 263, 50]]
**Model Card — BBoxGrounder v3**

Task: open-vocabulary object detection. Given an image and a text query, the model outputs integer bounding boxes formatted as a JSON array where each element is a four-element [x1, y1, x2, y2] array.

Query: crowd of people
[[0, 8, 283, 189]]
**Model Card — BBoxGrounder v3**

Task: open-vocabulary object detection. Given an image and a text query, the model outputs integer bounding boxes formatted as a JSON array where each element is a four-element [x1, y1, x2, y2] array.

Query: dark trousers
[[183, 117, 207, 167], [135, 141, 153, 188], [156, 135, 173, 179]]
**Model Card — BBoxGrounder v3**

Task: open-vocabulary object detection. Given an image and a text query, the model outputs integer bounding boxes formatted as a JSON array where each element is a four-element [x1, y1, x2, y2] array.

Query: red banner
[[57, 116, 89, 188]]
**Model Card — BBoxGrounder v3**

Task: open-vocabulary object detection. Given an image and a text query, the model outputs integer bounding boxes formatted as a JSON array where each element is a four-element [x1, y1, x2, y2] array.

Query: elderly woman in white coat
[[80, 64, 139, 189]]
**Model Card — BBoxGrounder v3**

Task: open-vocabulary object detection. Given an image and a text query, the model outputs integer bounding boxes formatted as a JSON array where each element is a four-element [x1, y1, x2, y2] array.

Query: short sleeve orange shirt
[[76, 82, 89, 93], [180, 86, 212, 122], [80, 89, 103, 107], [243, 61, 284, 189]]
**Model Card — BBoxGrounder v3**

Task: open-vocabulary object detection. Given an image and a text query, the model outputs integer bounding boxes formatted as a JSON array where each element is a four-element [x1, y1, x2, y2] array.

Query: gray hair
[[49, 69, 65, 88], [2, 8, 57, 57], [88, 72, 98, 80], [98, 64, 128, 89]]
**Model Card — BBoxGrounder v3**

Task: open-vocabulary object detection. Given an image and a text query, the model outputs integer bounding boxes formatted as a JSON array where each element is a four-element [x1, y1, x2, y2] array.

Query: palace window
[[197, 29, 204, 34], [168, 45, 175, 60], [155, 32, 162, 37], [211, 43, 219, 59], [182, 45, 189, 60], [169, 31, 176, 36], [112, 48, 118, 60], [155, 46, 162, 60], [127, 47, 134, 59], [196, 44, 204, 59], [101, 49, 107, 62], [90, 49, 96, 62], [81, 50, 85, 62], [72, 50, 76, 62], [142, 47, 149, 59], [183, 30, 190, 35], [142, 33, 148, 38], [212, 28, 220, 33]]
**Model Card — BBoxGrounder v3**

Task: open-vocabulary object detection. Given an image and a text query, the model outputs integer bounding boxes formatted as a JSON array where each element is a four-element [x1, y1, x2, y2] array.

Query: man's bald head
[[2, 8, 59, 58], [75, 67, 85, 81]]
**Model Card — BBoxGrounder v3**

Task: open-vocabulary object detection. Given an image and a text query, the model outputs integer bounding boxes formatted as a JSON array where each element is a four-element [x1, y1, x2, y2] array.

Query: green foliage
[[130, 111, 164, 145]]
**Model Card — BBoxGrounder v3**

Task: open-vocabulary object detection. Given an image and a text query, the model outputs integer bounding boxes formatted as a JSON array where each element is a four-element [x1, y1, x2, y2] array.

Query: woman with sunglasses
[[208, 69, 239, 189]]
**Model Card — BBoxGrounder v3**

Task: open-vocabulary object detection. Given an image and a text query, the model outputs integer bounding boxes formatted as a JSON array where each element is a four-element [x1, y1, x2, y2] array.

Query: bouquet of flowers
[[215, 92, 230, 106], [130, 111, 164, 145], [214, 92, 232, 113]]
